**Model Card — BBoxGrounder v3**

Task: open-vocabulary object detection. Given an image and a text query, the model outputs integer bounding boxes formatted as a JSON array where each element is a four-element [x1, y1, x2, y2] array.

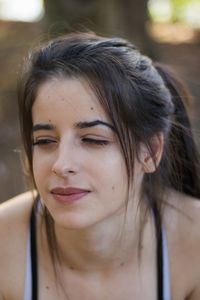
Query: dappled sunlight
[[0, 0, 44, 22], [148, 0, 200, 29], [148, 22, 198, 44]]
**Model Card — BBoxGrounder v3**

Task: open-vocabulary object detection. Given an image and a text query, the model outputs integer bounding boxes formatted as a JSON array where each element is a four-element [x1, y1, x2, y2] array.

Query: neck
[[50, 202, 149, 274]]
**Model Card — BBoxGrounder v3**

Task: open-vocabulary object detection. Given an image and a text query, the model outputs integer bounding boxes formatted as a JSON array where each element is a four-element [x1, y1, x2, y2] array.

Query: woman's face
[[32, 77, 144, 229]]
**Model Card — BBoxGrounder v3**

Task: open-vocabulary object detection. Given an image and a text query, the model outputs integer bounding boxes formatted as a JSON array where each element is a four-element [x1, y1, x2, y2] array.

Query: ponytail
[[154, 63, 200, 198]]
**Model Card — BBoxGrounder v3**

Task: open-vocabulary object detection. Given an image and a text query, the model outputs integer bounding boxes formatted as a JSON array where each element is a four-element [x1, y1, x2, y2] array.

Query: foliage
[[148, 0, 200, 27]]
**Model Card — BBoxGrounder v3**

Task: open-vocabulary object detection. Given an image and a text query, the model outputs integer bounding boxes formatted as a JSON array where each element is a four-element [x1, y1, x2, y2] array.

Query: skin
[[1, 77, 200, 299], [32, 77, 140, 231]]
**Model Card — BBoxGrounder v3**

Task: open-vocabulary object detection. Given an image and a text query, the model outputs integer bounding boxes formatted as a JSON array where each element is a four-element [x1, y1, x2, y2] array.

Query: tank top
[[23, 203, 170, 300]]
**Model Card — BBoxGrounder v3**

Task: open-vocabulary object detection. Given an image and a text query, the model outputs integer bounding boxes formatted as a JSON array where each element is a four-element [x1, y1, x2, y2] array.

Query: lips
[[50, 187, 90, 204]]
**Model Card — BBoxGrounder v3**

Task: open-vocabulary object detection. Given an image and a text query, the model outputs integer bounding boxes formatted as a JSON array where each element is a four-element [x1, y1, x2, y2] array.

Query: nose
[[51, 139, 79, 178]]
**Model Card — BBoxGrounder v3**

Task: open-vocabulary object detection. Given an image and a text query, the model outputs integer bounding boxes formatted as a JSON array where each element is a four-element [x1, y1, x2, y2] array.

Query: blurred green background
[[0, 0, 200, 202]]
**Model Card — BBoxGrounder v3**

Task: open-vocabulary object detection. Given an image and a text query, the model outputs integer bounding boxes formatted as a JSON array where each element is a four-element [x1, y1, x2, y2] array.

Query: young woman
[[1, 32, 200, 300]]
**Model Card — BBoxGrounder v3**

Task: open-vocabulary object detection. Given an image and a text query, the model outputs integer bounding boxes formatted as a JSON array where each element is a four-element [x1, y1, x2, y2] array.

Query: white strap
[[23, 227, 32, 300], [162, 226, 171, 300]]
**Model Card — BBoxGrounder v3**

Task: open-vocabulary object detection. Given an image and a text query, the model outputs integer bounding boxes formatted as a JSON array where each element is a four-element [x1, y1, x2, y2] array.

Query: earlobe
[[140, 133, 164, 174], [142, 156, 157, 173]]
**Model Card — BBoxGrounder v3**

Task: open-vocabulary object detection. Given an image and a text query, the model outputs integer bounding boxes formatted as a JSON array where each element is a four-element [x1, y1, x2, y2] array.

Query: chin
[[50, 211, 100, 230]]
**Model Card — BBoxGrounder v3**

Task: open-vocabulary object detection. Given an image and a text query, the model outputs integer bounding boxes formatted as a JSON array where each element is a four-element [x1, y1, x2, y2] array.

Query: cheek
[[33, 149, 53, 169], [94, 152, 127, 192], [32, 151, 40, 174], [32, 162, 43, 190], [32, 151, 51, 188]]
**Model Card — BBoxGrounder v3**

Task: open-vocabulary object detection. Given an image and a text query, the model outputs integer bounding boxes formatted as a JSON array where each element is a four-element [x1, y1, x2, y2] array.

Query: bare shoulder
[[0, 190, 36, 222], [164, 188, 200, 238], [0, 190, 36, 255], [0, 191, 36, 299], [164, 189, 200, 299]]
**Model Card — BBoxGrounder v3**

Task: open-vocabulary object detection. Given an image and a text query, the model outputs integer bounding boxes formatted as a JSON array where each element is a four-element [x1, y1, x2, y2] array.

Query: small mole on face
[[120, 262, 124, 267], [90, 107, 94, 110], [46, 286, 50, 290], [112, 186, 115, 190], [48, 119, 51, 122], [69, 266, 74, 270]]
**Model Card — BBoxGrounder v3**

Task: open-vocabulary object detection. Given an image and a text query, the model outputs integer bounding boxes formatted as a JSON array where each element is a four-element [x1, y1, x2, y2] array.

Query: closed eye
[[32, 138, 57, 146], [82, 137, 109, 146]]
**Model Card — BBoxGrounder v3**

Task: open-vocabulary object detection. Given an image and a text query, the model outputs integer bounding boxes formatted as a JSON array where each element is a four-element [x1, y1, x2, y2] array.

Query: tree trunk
[[43, 0, 153, 53]]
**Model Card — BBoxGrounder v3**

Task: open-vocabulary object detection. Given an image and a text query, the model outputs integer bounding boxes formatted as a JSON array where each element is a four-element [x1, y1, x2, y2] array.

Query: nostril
[[52, 166, 76, 177], [68, 169, 75, 174]]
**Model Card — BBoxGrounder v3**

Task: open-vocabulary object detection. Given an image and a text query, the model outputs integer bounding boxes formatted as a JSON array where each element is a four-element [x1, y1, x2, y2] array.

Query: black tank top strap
[[152, 203, 164, 300], [29, 197, 165, 300], [30, 197, 39, 300]]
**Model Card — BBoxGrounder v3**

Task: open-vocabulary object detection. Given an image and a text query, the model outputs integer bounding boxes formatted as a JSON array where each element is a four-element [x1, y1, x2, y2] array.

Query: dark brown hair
[[18, 32, 200, 280]]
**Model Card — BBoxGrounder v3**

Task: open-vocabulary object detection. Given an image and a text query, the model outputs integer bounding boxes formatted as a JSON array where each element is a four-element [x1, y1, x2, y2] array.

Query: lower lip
[[51, 191, 89, 204]]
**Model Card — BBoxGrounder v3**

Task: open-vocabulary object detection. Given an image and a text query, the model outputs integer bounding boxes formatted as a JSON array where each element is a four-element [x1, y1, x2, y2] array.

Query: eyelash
[[32, 139, 56, 146], [32, 138, 109, 147], [82, 138, 109, 146]]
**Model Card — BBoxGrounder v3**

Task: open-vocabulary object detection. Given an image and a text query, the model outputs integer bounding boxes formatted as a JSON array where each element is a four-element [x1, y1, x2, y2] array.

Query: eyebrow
[[32, 120, 115, 132], [32, 123, 56, 132], [75, 120, 115, 131]]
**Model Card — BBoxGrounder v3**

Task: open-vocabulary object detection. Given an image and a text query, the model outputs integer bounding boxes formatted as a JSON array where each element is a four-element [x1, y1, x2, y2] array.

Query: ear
[[139, 133, 164, 173]]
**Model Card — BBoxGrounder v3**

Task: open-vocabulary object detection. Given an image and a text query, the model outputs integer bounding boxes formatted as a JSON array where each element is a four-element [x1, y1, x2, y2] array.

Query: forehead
[[32, 77, 108, 123]]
